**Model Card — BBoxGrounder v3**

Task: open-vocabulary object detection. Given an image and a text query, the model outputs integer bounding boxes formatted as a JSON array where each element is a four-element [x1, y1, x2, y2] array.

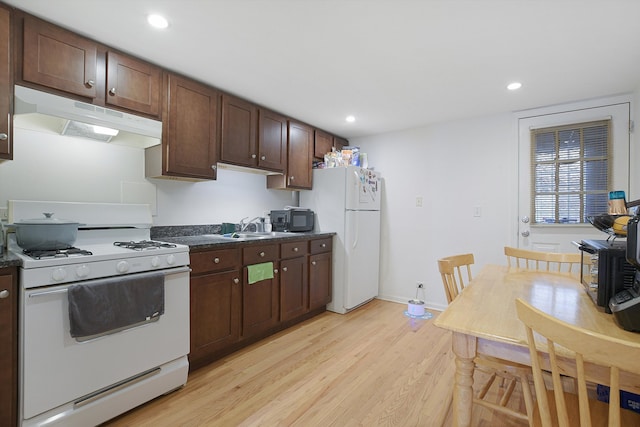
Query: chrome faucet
[[239, 216, 264, 232]]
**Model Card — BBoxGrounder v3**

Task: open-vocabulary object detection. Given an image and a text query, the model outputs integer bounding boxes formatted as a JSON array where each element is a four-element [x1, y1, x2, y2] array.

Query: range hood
[[13, 85, 162, 148]]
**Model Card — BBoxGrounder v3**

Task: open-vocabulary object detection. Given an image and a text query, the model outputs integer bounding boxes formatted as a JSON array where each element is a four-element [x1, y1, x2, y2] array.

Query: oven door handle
[[28, 266, 192, 298]]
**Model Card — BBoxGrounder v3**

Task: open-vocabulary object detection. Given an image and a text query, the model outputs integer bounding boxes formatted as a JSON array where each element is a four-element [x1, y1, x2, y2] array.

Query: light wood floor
[[104, 299, 529, 427]]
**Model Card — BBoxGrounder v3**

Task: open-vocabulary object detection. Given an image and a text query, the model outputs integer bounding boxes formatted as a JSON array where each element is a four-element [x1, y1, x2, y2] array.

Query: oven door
[[20, 267, 190, 421]]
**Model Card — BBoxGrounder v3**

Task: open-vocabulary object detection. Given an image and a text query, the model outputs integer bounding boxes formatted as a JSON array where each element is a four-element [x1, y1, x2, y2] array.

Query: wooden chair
[[438, 253, 474, 303], [515, 298, 640, 426], [504, 246, 582, 277], [438, 254, 535, 424]]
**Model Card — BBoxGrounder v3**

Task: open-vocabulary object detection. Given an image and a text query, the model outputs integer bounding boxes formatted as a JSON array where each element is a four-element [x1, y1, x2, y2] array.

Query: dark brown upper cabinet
[[314, 129, 333, 160], [0, 6, 12, 160], [220, 95, 287, 173], [105, 51, 161, 117], [158, 73, 220, 180], [333, 136, 348, 152], [267, 120, 313, 190], [22, 16, 98, 99], [257, 108, 286, 172], [220, 94, 258, 167], [21, 16, 161, 118]]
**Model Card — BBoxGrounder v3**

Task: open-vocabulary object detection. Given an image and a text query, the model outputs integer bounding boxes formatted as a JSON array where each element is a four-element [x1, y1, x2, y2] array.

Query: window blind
[[530, 120, 610, 224]]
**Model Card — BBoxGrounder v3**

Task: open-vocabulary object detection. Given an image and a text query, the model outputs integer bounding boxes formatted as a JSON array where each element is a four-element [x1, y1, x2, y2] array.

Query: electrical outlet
[[415, 196, 423, 207], [473, 206, 482, 217], [0, 207, 7, 220]]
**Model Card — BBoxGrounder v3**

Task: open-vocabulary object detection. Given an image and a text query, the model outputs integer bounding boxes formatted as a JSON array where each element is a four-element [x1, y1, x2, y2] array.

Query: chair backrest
[[504, 246, 582, 276], [515, 298, 640, 427], [437, 253, 474, 304]]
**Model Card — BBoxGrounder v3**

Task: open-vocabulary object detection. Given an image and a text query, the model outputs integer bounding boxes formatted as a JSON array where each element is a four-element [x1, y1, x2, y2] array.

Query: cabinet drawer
[[191, 248, 240, 275], [243, 244, 278, 264], [310, 237, 332, 254], [280, 240, 308, 259]]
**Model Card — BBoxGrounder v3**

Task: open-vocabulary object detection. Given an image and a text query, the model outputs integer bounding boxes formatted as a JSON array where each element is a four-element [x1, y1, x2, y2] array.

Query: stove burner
[[113, 240, 178, 251], [23, 247, 94, 260]]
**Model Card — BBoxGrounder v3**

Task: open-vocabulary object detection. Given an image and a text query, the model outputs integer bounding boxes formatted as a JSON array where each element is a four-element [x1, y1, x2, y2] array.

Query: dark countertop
[[0, 251, 21, 269], [159, 231, 335, 251]]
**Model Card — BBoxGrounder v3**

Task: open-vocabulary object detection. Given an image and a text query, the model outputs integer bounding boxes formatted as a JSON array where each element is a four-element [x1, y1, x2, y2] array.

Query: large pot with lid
[[14, 213, 80, 250]]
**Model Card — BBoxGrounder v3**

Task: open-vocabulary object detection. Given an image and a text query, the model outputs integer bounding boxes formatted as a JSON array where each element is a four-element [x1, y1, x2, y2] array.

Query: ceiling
[[4, 0, 640, 139]]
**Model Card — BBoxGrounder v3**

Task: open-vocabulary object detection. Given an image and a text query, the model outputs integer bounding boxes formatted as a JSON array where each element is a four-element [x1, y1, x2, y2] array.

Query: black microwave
[[270, 209, 314, 232], [578, 239, 635, 313]]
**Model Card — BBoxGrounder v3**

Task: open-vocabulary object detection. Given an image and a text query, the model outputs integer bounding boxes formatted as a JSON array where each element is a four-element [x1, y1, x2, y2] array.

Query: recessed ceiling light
[[507, 82, 522, 91], [345, 115, 356, 123], [147, 14, 169, 29]]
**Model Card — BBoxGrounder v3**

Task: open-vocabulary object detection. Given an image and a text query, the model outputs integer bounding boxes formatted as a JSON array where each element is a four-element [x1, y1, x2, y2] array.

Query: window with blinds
[[530, 120, 610, 224]]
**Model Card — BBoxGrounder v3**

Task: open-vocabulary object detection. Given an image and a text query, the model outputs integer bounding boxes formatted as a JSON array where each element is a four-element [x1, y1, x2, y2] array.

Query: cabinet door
[[333, 136, 348, 152], [106, 51, 161, 117], [314, 129, 333, 159], [258, 109, 286, 172], [280, 256, 308, 321], [220, 95, 257, 167], [190, 270, 241, 365], [0, 7, 11, 160], [22, 17, 98, 98], [0, 270, 17, 427], [309, 251, 332, 310], [242, 264, 279, 337], [286, 120, 313, 189], [164, 73, 220, 179]]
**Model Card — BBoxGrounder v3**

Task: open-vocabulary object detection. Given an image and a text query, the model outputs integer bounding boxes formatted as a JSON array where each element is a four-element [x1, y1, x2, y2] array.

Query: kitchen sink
[[202, 231, 298, 241]]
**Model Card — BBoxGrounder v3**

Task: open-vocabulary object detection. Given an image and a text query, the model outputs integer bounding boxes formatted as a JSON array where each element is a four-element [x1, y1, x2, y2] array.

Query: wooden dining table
[[433, 264, 640, 427]]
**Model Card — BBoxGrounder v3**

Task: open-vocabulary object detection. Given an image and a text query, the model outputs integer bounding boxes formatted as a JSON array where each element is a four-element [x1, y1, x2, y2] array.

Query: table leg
[[451, 332, 477, 427]]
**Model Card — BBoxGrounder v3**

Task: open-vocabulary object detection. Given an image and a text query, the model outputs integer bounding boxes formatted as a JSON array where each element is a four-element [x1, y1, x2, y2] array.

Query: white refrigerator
[[300, 166, 382, 314]]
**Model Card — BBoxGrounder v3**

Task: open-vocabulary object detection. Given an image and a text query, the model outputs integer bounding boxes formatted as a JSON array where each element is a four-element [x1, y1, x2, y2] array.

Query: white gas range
[[7, 200, 191, 427]]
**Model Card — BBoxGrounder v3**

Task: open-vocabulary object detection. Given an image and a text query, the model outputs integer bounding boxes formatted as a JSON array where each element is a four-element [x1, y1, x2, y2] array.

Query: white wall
[[0, 127, 295, 225], [351, 113, 515, 311]]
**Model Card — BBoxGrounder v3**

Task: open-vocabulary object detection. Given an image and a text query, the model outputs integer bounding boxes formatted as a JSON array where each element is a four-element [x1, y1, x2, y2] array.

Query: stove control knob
[[151, 256, 161, 267], [166, 254, 176, 265], [51, 268, 67, 282], [76, 265, 90, 278], [116, 260, 130, 273]]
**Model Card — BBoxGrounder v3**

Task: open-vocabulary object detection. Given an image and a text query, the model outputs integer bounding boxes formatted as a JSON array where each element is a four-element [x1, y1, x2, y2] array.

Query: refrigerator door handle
[[352, 211, 359, 249]]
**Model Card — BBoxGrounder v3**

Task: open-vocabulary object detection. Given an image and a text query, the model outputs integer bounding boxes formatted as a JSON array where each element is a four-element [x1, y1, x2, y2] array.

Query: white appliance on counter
[[300, 166, 382, 314], [7, 200, 190, 427]]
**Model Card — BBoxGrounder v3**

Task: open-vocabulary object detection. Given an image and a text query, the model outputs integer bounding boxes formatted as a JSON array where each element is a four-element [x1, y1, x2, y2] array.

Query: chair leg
[[499, 378, 517, 407], [477, 372, 497, 399], [519, 373, 535, 427]]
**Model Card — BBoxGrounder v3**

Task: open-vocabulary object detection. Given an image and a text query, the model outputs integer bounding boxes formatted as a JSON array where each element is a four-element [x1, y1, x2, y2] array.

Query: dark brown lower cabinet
[[0, 267, 17, 427], [280, 256, 308, 322], [189, 236, 332, 371]]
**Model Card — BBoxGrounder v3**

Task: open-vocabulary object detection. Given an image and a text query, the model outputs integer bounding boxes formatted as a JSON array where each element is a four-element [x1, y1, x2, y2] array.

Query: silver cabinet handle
[[293, 247, 299, 252], [261, 155, 266, 160], [289, 176, 295, 181], [259, 251, 265, 257], [0, 133, 7, 140], [0, 289, 9, 299], [211, 165, 217, 170], [109, 88, 116, 96], [214, 257, 220, 264], [274, 269, 279, 274], [282, 267, 288, 272], [233, 278, 239, 284], [321, 243, 326, 248], [311, 261, 317, 266], [86, 79, 95, 87], [251, 154, 257, 159]]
